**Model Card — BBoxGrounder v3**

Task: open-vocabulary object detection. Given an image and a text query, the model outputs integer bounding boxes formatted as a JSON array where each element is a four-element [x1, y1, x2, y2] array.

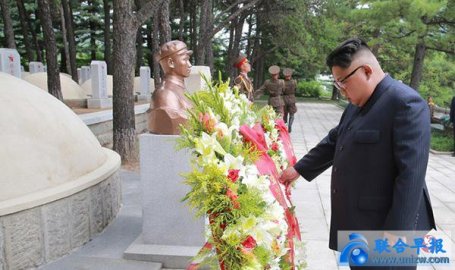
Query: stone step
[[39, 256, 162, 270]]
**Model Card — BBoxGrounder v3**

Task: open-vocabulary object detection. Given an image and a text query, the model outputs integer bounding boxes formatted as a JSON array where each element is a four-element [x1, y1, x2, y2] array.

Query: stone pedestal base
[[124, 134, 205, 268], [124, 234, 201, 269], [87, 98, 112, 109]]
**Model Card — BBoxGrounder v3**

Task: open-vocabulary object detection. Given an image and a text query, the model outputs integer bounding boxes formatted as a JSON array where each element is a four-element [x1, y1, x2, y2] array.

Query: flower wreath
[[177, 75, 305, 269]]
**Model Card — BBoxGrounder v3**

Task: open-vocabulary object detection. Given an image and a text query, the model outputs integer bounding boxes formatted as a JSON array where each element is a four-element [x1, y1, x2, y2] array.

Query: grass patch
[[431, 130, 454, 152]]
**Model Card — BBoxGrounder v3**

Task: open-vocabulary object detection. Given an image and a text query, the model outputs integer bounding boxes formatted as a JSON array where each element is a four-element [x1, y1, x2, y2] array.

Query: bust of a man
[[148, 40, 193, 135]]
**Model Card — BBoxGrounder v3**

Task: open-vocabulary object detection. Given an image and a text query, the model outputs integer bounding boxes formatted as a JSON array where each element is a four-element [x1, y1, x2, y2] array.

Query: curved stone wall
[[0, 70, 123, 270], [0, 150, 121, 270]]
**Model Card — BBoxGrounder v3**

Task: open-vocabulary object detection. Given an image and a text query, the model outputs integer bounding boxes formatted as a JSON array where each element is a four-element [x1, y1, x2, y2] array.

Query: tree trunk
[[178, 0, 184, 40], [229, 14, 245, 82], [189, 3, 197, 58], [16, 0, 33, 62], [152, 12, 161, 88], [136, 27, 144, 74], [227, 20, 235, 81], [88, 0, 97, 60], [60, 48, 67, 73], [409, 41, 426, 91], [62, 0, 78, 81], [60, 6, 71, 74], [103, 0, 112, 74], [371, 28, 381, 56], [37, 0, 63, 101], [245, 14, 254, 58], [331, 85, 339, 100], [113, 0, 138, 163], [252, 9, 263, 89], [205, 0, 214, 72], [32, 6, 44, 62], [0, 0, 16, 48], [254, 52, 264, 89], [159, 0, 171, 44], [112, 0, 164, 162], [196, 0, 209, 65], [146, 20, 154, 67]]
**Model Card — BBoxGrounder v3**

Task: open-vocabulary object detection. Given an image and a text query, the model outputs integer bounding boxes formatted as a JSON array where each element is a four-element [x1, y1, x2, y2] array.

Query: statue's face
[[171, 53, 192, 77]]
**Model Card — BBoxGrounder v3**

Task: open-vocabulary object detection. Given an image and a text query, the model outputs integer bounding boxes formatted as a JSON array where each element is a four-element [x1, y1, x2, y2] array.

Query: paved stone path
[[40, 101, 455, 269]]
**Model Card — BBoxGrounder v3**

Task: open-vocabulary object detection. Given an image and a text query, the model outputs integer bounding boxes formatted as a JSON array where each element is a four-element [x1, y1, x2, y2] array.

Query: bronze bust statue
[[148, 40, 193, 135]]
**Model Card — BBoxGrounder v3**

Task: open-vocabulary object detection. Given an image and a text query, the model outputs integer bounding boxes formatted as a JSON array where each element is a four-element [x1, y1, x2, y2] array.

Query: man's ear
[[167, 58, 175, 69], [363, 64, 373, 79]]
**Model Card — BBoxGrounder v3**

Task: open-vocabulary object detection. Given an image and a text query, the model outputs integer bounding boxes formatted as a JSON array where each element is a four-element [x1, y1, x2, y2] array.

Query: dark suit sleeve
[[384, 96, 430, 230], [293, 125, 338, 181]]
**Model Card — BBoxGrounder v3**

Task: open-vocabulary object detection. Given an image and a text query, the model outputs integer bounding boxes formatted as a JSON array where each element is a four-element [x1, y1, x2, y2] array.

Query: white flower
[[294, 240, 307, 266], [267, 201, 285, 221], [262, 189, 276, 204], [264, 132, 273, 147], [224, 153, 244, 171], [214, 122, 229, 138]]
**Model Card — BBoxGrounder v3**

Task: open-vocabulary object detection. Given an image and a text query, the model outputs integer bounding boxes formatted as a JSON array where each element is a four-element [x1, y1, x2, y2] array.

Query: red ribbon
[[239, 123, 301, 268], [275, 119, 297, 166]]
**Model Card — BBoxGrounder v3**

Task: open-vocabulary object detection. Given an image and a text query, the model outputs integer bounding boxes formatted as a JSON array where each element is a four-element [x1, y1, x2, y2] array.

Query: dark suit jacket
[[294, 75, 436, 250], [450, 96, 455, 123]]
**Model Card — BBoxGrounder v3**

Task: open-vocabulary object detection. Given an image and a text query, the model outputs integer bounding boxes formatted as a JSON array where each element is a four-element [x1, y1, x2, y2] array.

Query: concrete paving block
[[298, 218, 330, 241], [433, 206, 455, 225], [42, 199, 71, 261], [304, 240, 338, 270], [3, 208, 44, 269]]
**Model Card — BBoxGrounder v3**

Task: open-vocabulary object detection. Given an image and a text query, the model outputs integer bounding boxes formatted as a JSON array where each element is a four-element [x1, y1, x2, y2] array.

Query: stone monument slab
[[88, 61, 112, 108], [77, 68, 82, 84], [29, 61, 44, 73], [184, 65, 211, 93], [138, 66, 151, 101], [80, 66, 91, 84], [0, 48, 21, 78]]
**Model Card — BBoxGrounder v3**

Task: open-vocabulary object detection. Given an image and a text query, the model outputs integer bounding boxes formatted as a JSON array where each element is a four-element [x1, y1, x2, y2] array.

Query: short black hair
[[326, 38, 371, 69]]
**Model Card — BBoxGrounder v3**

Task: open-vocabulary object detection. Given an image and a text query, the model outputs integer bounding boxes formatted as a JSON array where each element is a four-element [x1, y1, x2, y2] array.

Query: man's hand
[[279, 167, 300, 186]]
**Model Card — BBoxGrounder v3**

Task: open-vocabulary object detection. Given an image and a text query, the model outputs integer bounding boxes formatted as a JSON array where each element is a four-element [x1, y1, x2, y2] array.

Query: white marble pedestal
[[124, 134, 205, 268]]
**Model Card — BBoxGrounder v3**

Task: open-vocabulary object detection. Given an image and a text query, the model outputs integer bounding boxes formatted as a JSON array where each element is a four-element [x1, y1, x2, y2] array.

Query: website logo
[[339, 233, 369, 266], [338, 231, 451, 266]]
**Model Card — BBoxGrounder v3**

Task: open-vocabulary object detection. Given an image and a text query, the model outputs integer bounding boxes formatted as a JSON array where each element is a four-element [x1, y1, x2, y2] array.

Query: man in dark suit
[[450, 96, 455, 156], [280, 38, 435, 269]]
